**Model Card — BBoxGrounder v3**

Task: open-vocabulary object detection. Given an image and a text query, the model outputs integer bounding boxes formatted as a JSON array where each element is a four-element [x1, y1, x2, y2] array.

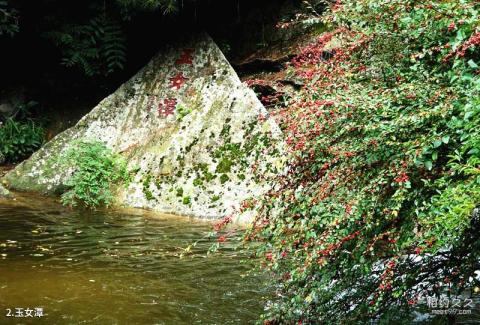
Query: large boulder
[[2, 34, 283, 219]]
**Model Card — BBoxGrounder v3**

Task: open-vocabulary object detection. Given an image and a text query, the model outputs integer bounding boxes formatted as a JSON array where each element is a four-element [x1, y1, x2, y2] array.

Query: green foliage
[[116, 0, 178, 14], [175, 104, 192, 121], [0, 0, 18, 37], [215, 158, 232, 174], [217, 40, 231, 55], [41, 0, 187, 76], [60, 140, 131, 208], [45, 16, 127, 76], [0, 118, 45, 163], [243, 0, 480, 323], [182, 196, 191, 205], [142, 173, 155, 200], [219, 174, 229, 184]]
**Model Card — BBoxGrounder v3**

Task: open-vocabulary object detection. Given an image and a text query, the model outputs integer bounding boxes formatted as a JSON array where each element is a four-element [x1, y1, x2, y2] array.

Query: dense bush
[[238, 0, 480, 323], [60, 140, 131, 208], [0, 0, 18, 36], [0, 117, 45, 164]]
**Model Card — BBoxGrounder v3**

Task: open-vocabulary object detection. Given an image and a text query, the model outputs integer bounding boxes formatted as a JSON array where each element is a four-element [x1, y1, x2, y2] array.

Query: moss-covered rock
[[2, 33, 283, 219]]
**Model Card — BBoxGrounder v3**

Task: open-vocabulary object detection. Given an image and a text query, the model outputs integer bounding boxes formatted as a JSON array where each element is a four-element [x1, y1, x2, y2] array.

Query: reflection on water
[[0, 194, 269, 324]]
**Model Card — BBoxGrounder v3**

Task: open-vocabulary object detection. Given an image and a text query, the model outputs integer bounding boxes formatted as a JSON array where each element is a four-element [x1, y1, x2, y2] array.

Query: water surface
[[0, 194, 268, 324]]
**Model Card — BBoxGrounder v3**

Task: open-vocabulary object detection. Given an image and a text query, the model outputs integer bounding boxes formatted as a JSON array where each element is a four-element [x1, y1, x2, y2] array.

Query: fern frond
[[45, 16, 126, 77], [0, 0, 18, 37]]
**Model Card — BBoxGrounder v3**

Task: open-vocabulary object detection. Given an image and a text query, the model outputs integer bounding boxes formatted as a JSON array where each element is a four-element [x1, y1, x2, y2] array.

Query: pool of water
[[0, 194, 269, 324]]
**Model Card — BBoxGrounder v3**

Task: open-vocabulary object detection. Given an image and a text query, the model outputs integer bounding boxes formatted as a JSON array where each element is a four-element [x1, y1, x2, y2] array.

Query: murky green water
[[0, 195, 269, 324]]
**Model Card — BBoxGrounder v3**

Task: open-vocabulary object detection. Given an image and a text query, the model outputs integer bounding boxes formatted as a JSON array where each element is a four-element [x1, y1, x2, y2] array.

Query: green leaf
[[464, 111, 474, 120], [468, 60, 478, 69], [425, 160, 433, 170]]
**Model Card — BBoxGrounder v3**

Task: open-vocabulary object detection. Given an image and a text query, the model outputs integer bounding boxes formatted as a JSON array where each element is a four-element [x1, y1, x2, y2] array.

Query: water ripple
[[0, 195, 269, 324]]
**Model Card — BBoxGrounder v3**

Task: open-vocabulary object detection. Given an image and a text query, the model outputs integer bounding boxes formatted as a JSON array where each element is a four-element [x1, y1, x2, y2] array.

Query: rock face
[[3, 33, 282, 219], [0, 184, 10, 198]]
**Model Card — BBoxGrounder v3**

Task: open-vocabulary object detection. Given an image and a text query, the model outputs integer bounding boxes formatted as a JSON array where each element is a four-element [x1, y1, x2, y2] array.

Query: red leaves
[[317, 230, 361, 258], [368, 139, 378, 147], [175, 48, 195, 65], [444, 31, 480, 62], [239, 199, 256, 212], [291, 32, 336, 68], [345, 204, 352, 215], [457, 31, 480, 57], [169, 72, 188, 90], [214, 215, 235, 244], [394, 172, 409, 184], [332, 0, 342, 11], [276, 22, 292, 29], [448, 22, 456, 32], [378, 259, 397, 292], [213, 215, 233, 231]]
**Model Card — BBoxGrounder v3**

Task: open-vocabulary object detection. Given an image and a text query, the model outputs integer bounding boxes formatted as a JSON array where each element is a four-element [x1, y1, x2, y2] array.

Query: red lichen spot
[[169, 72, 188, 90]]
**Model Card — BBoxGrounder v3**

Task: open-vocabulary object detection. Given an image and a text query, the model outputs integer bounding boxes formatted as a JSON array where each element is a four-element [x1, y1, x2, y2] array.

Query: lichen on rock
[[2, 33, 283, 220]]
